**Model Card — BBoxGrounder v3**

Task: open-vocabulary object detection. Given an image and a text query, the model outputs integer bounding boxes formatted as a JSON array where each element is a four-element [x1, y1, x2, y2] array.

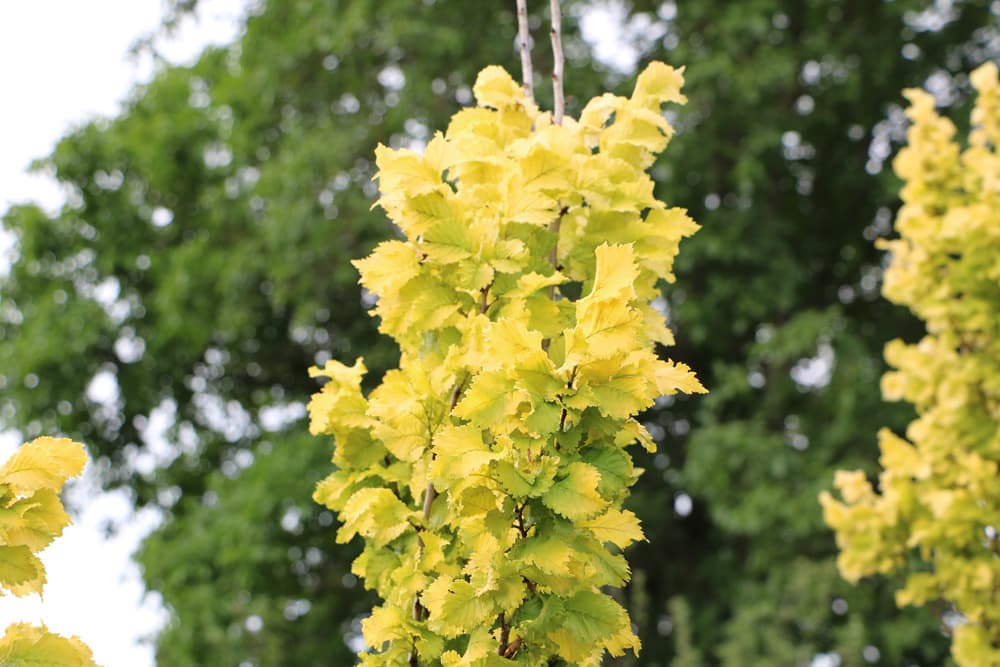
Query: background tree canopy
[[1, 0, 997, 664]]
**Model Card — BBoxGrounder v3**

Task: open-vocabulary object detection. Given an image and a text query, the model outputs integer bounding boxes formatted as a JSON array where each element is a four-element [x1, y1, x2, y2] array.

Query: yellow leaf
[[579, 509, 645, 549], [579, 93, 625, 135], [0, 437, 87, 497], [453, 372, 517, 429], [589, 243, 640, 300], [421, 576, 496, 637], [653, 359, 707, 396], [361, 604, 409, 647], [454, 485, 500, 517], [0, 623, 98, 667], [429, 425, 502, 488], [369, 364, 446, 462], [573, 356, 653, 420], [0, 489, 71, 552], [0, 545, 43, 593], [374, 144, 441, 197], [517, 535, 574, 575], [473, 66, 529, 111], [631, 61, 687, 107], [567, 300, 643, 366], [306, 357, 370, 436], [542, 462, 606, 520], [352, 241, 422, 299], [517, 143, 574, 193], [336, 488, 414, 547], [503, 178, 558, 226]]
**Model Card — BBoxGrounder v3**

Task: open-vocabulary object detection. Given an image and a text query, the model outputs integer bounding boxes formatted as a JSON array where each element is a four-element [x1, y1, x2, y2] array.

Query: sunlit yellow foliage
[[309, 61, 704, 664], [822, 62, 1000, 667], [0, 622, 97, 666], [0, 436, 98, 666]]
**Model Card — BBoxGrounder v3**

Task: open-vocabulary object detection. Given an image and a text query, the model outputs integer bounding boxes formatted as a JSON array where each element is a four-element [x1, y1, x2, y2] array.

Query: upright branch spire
[[516, 0, 534, 101], [308, 59, 703, 665], [549, 0, 564, 124]]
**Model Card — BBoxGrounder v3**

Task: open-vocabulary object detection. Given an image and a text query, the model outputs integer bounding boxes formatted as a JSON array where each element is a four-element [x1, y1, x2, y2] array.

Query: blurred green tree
[[0, 0, 996, 664]]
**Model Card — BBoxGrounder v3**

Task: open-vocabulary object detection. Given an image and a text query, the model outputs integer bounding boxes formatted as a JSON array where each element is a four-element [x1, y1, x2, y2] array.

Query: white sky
[[0, 2, 248, 665]]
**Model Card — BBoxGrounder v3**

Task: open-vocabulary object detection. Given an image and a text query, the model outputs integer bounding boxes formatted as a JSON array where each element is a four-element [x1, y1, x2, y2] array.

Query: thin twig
[[516, 0, 534, 101], [417, 378, 467, 536], [411, 375, 468, 626], [515, 502, 529, 538], [547, 204, 568, 289], [497, 612, 511, 656], [549, 0, 564, 125], [541, 205, 569, 353], [480, 284, 491, 314]]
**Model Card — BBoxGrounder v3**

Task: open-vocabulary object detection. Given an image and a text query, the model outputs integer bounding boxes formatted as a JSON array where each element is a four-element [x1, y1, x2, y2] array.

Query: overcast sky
[[0, 2, 247, 665]]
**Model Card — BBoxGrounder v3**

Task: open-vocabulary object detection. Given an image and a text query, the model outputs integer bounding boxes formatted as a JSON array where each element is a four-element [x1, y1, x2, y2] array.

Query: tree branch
[[549, 0, 564, 125], [516, 0, 534, 102]]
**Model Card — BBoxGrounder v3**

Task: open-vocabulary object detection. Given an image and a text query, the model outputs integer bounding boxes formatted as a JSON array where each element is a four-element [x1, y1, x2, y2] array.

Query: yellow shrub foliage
[[822, 62, 1000, 666], [308, 62, 704, 664], [0, 437, 98, 666]]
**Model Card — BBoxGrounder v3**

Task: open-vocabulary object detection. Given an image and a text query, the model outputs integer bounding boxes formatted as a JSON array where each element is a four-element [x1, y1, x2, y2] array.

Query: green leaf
[[494, 457, 558, 498], [547, 590, 639, 662], [441, 626, 510, 666], [542, 463, 606, 520], [580, 446, 633, 497], [516, 534, 574, 575], [422, 576, 497, 638]]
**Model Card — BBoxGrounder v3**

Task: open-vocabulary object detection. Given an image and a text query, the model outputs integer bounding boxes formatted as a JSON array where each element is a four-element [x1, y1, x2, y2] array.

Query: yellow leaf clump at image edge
[[0, 437, 99, 666], [822, 62, 1000, 667]]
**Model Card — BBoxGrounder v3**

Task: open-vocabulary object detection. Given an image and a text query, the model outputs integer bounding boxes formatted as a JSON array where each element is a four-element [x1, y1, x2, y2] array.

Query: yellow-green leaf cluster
[[821, 62, 1000, 667], [0, 623, 97, 666], [309, 61, 704, 665], [0, 437, 98, 666]]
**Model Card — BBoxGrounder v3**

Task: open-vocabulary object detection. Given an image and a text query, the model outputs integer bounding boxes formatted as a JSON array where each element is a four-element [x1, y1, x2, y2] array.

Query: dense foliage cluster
[[0, 437, 97, 665], [307, 62, 704, 664], [822, 62, 1000, 666], [2, 0, 999, 663]]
